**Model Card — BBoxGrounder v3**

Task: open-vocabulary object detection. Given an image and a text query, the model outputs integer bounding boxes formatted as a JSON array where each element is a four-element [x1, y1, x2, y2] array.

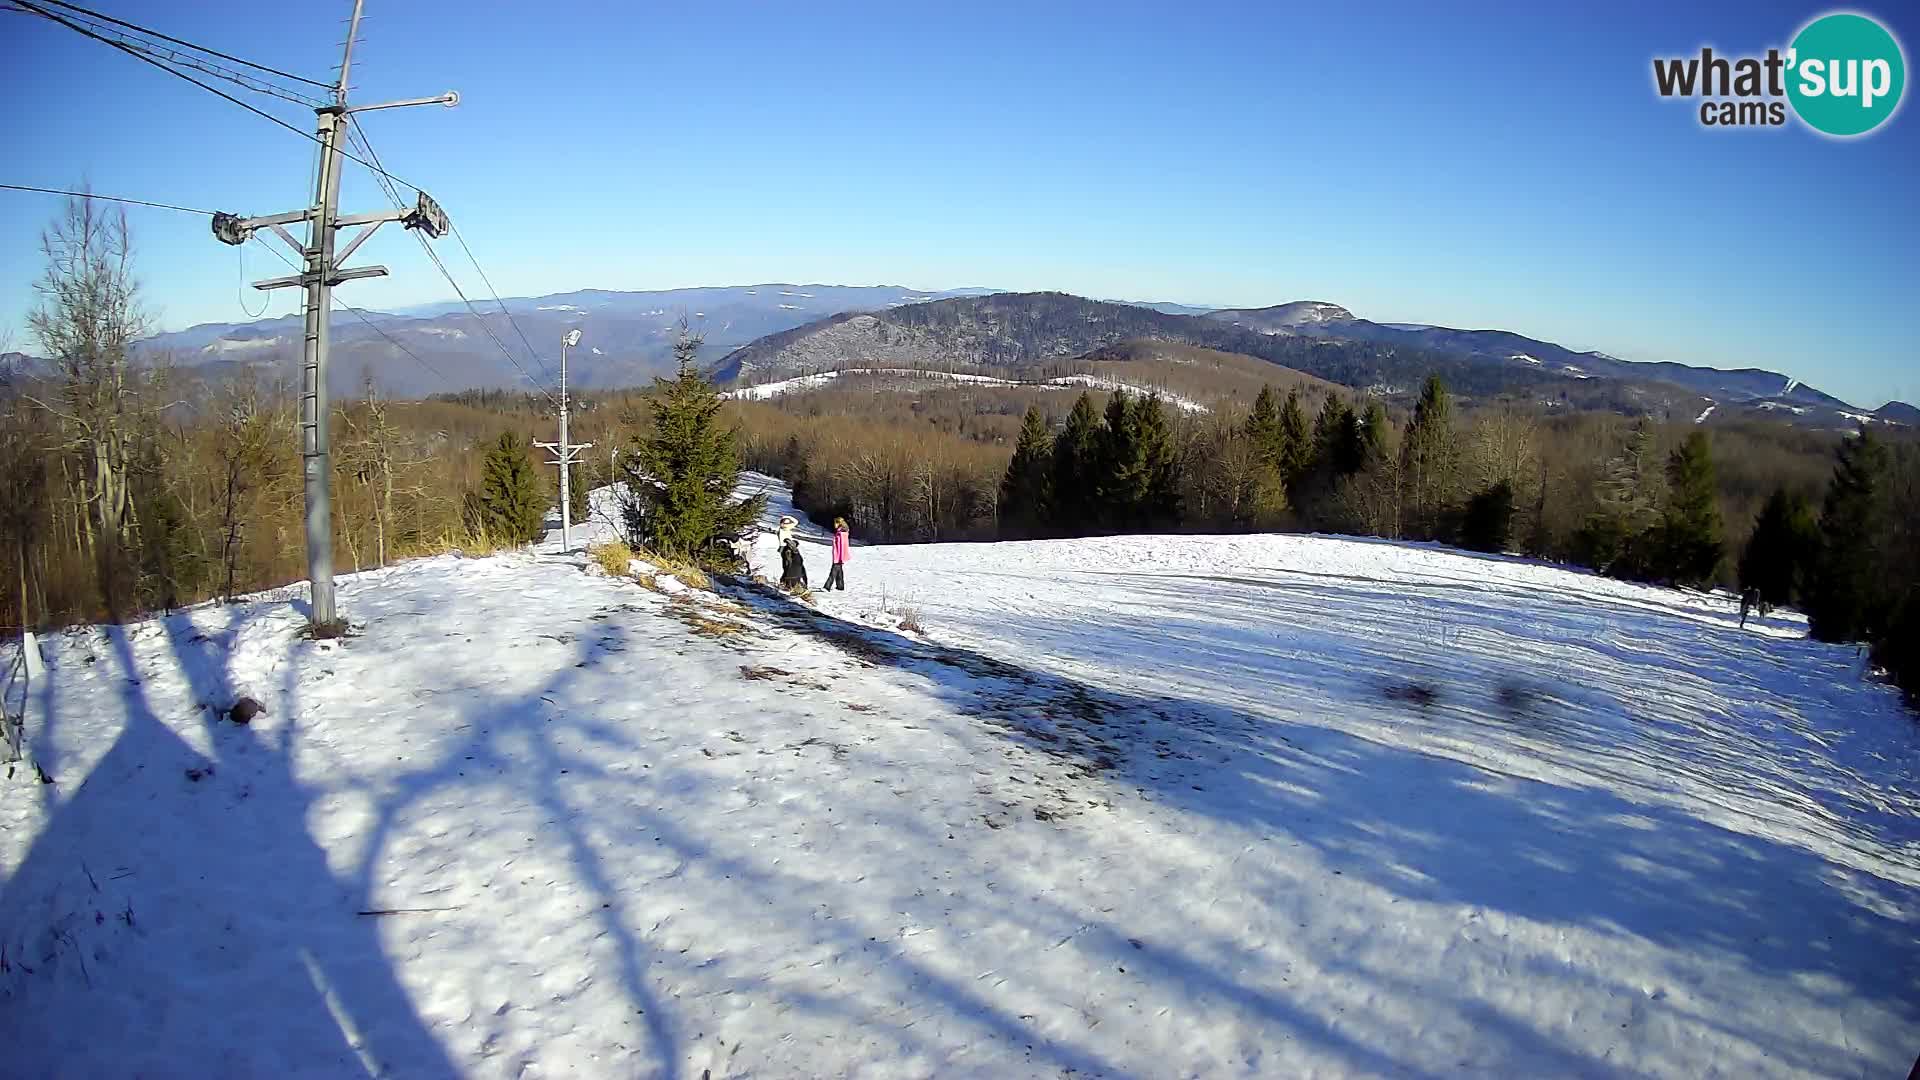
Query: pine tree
[[1359, 400, 1391, 461], [616, 334, 766, 561], [1598, 417, 1662, 532], [1135, 393, 1181, 527], [1873, 589, 1920, 704], [1097, 391, 1148, 529], [1339, 403, 1402, 538], [1000, 405, 1054, 538], [1399, 374, 1459, 540], [1738, 488, 1819, 609], [1584, 417, 1665, 577], [1245, 386, 1281, 465], [1311, 392, 1340, 466], [470, 430, 547, 545], [1651, 430, 1722, 585], [1806, 431, 1891, 642], [1049, 393, 1102, 534], [1278, 389, 1311, 488], [1328, 399, 1374, 474], [568, 457, 592, 527]]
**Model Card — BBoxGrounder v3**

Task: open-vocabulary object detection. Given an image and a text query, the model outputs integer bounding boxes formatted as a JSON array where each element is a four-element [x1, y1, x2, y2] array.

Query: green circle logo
[[1787, 13, 1906, 136]]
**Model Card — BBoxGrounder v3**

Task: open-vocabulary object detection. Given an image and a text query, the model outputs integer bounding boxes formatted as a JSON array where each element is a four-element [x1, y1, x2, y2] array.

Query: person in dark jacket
[[777, 515, 809, 591]]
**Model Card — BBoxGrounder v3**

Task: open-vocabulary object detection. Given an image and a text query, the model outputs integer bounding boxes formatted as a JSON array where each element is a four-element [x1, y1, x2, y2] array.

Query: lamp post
[[559, 328, 583, 552], [539, 328, 590, 553]]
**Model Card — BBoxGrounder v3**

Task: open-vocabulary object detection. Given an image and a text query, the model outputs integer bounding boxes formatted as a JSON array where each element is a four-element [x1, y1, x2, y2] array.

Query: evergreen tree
[[568, 457, 592, 527], [1136, 393, 1181, 526], [1334, 408, 1367, 476], [1650, 430, 1723, 585], [1460, 480, 1515, 554], [1314, 394, 1365, 477], [1278, 389, 1312, 488], [1806, 431, 1891, 642], [1000, 405, 1054, 538], [616, 335, 765, 561], [1096, 391, 1148, 528], [1399, 374, 1459, 540], [1583, 417, 1665, 578], [1339, 404, 1402, 538], [1359, 400, 1391, 461], [1245, 386, 1282, 466], [470, 430, 547, 545], [1738, 488, 1819, 609], [1873, 589, 1920, 704], [1597, 417, 1662, 533], [1049, 393, 1102, 533]]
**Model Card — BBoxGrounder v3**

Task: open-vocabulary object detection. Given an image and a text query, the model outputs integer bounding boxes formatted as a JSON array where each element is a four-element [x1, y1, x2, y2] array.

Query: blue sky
[[2, 1, 1915, 406]]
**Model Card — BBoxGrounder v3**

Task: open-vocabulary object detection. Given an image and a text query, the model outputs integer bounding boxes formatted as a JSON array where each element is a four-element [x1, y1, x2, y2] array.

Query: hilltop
[[4, 479, 1914, 1076]]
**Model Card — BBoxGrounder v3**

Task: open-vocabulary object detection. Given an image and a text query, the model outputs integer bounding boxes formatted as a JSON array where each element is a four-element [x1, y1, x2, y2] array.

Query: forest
[[2, 198, 1914, 704]]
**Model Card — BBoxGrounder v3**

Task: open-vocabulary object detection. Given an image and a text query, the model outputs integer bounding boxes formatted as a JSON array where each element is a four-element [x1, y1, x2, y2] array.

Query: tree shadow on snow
[[724, 577, 1920, 1077]]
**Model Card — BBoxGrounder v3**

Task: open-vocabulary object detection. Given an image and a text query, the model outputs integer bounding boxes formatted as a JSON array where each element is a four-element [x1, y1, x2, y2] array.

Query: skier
[[824, 517, 850, 591], [1738, 586, 1762, 629]]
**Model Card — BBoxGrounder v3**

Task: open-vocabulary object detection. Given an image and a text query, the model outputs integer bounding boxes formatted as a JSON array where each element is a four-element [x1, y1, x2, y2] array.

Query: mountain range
[[2, 284, 1907, 430], [714, 292, 1906, 431]]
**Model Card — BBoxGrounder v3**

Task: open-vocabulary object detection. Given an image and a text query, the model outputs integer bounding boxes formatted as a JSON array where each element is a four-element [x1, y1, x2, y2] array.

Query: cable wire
[[0, 182, 218, 215], [31, 0, 334, 88], [348, 115, 554, 385], [251, 237, 454, 387], [344, 117, 558, 404], [13, 0, 418, 193]]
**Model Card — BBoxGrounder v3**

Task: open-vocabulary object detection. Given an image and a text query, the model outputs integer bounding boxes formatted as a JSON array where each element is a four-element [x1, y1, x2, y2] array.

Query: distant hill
[[114, 284, 992, 399], [9, 282, 1908, 432], [1876, 401, 1920, 425], [1206, 301, 1355, 333], [715, 291, 1909, 432], [711, 292, 1696, 416]]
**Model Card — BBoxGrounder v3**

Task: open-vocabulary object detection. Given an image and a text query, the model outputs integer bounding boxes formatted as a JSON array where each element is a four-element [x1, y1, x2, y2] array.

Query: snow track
[[3, 478, 1915, 1078]]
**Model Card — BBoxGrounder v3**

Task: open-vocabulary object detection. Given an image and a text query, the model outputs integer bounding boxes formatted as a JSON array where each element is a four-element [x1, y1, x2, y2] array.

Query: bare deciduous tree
[[25, 195, 152, 616]]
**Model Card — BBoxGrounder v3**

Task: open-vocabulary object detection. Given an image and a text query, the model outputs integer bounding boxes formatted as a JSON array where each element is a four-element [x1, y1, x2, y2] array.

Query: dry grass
[[405, 528, 511, 560], [893, 605, 924, 634], [588, 540, 636, 578], [666, 597, 750, 638], [638, 547, 712, 590]]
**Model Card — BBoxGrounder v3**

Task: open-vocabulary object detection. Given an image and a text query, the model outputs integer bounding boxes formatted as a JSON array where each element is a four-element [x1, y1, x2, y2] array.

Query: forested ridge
[[5, 205, 1913, 705]]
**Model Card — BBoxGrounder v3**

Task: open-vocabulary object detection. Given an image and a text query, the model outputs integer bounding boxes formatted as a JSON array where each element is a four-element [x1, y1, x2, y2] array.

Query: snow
[[1839, 411, 1876, 425], [724, 369, 1208, 413], [1759, 402, 1811, 415], [202, 337, 281, 353], [1694, 403, 1716, 424], [535, 305, 584, 313], [4, 477, 1916, 1078], [1509, 353, 1542, 365], [414, 327, 467, 339]]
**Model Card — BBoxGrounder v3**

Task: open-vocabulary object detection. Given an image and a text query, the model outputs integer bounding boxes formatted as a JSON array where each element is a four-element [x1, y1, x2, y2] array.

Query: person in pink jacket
[[825, 517, 850, 591]]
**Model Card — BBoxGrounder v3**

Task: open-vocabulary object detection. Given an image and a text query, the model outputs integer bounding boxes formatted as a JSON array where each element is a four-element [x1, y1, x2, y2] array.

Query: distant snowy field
[[3, 475, 1915, 1078]]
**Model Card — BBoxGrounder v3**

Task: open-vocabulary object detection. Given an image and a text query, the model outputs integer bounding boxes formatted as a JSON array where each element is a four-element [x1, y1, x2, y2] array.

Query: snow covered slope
[[722, 367, 1209, 413], [4, 479, 1916, 1078]]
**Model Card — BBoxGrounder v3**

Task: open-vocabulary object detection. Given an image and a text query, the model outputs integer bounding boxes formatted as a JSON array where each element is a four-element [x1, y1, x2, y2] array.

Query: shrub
[[1460, 480, 1515, 554]]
